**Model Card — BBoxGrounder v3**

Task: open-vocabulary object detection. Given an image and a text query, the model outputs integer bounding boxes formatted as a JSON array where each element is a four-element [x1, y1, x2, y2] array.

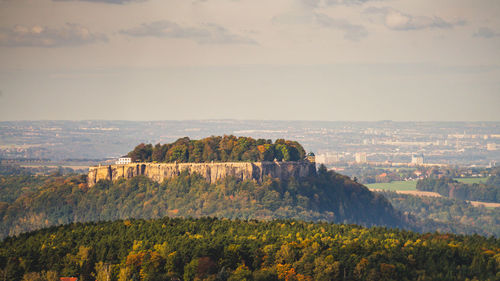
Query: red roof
[[60, 278, 78, 281]]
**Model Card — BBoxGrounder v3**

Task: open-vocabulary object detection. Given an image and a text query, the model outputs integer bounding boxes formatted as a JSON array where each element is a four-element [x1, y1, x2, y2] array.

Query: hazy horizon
[[2, 119, 500, 123]]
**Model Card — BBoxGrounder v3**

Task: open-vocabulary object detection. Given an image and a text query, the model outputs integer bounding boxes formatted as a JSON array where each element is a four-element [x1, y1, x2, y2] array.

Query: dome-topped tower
[[306, 152, 315, 163]]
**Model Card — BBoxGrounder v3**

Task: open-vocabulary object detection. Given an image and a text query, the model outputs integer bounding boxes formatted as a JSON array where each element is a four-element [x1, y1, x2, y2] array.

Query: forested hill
[[127, 136, 307, 163], [2, 217, 499, 281], [0, 166, 406, 239]]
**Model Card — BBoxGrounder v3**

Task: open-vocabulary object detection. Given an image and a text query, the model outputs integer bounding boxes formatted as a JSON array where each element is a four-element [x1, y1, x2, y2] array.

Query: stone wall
[[87, 161, 316, 187]]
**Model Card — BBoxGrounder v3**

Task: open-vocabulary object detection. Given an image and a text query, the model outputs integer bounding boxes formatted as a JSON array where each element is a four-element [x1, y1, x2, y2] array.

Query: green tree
[[168, 145, 188, 163], [229, 265, 253, 281], [183, 259, 198, 281]]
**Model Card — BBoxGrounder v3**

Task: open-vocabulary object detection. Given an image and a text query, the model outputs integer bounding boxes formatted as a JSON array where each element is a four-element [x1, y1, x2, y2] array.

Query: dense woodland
[[1, 217, 499, 281], [127, 136, 307, 163], [0, 166, 405, 239], [380, 191, 500, 237], [416, 174, 500, 203]]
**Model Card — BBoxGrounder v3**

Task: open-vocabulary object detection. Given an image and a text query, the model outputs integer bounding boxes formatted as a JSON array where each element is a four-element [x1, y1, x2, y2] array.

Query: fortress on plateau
[[88, 158, 316, 187], [88, 136, 317, 187]]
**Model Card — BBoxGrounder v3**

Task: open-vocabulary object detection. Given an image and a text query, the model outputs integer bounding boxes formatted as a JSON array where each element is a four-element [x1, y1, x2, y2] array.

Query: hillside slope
[[0, 166, 406, 238]]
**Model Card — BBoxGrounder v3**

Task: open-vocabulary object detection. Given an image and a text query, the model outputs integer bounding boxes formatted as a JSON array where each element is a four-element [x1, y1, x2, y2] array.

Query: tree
[[168, 145, 188, 163], [21, 273, 42, 281], [42, 271, 58, 281], [93, 262, 111, 281], [257, 145, 274, 161], [183, 259, 198, 281], [229, 265, 253, 281], [128, 143, 153, 162]]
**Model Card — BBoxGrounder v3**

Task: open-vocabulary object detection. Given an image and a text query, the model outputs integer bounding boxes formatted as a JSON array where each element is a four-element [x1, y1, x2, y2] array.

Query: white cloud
[[120, 21, 257, 45], [0, 23, 107, 47], [384, 11, 411, 29], [365, 7, 465, 31], [300, 0, 381, 8], [53, 0, 146, 4], [315, 13, 368, 41]]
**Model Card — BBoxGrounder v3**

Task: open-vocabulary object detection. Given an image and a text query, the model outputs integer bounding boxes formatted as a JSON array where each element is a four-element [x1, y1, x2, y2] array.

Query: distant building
[[355, 152, 367, 163], [115, 157, 132, 165], [487, 143, 497, 151], [306, 152, 315, 163], [315, 152, 339, 164], [411, 153, 424, 165]]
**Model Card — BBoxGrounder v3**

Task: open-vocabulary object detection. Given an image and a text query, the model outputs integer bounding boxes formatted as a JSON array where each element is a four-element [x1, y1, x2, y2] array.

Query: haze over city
[[0, 0, 499, 121]]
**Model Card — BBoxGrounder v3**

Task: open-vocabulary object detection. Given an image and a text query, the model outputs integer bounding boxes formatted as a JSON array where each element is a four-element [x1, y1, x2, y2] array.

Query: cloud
[[272, 12, 315, 25], [473, 27, 500, 39], [273, 12, 368, 41], [53, 0, 146, 4], [0, 23, 107, 47], [120, 21, 257, 45], [314, 13, 368, 40], [301, 0, 380, 8], [364, 7, 465, 31]]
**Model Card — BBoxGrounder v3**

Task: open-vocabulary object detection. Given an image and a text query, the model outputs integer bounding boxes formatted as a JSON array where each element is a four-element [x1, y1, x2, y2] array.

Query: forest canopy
[[380, 191, 500, 237], [1, 217, 499, 281], [127, 136, 307, 163]]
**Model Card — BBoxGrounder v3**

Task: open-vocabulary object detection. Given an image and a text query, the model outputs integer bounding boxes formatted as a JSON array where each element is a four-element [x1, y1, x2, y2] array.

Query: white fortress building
[[115, 157, 132, 165]]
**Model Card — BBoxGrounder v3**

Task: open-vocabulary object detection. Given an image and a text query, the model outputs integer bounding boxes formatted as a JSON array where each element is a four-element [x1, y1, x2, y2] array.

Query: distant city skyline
[[1, 120, 498, 166], [0, 0, 499, 121]]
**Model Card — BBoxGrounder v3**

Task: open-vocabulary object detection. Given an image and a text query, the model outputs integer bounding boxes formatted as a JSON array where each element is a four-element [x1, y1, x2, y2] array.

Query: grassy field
[[365, 180, 417, 191], [453, 177, 487, 184]]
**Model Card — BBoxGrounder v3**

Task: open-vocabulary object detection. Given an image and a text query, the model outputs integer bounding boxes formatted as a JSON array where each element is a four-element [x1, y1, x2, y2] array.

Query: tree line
[[127, 136, 307, 163], [416, 176, 500, 203]]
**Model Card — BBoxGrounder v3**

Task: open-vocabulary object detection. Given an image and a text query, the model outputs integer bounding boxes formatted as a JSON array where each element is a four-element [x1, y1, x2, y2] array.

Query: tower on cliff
[[306, 152, 315, 163]]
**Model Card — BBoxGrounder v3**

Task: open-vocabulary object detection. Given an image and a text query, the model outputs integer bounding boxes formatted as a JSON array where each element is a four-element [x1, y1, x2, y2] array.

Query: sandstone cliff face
[[87, 161, 316, 187]]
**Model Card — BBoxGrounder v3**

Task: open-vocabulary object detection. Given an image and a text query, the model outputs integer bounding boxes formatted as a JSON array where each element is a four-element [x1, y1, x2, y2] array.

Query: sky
[[0, 0, 499, 121]]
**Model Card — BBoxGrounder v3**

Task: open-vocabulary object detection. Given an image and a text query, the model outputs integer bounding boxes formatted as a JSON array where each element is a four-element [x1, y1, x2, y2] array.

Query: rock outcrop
[[88, 161, 316, 187]]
